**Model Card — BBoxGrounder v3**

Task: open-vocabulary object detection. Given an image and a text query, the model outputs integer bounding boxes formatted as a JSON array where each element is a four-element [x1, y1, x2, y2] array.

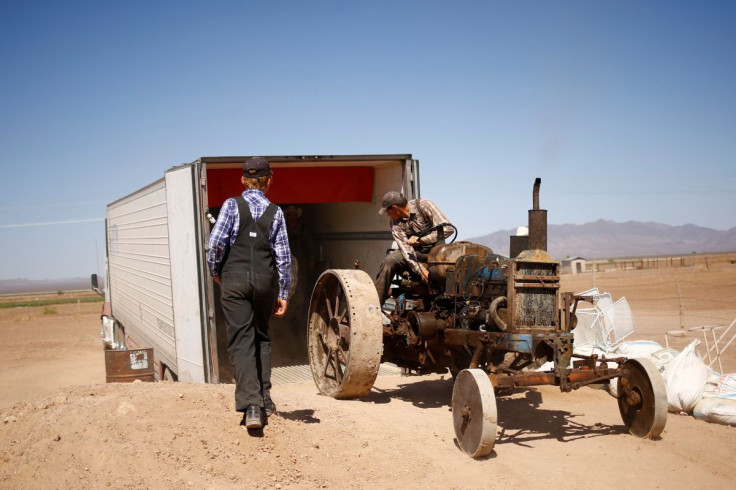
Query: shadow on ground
[[364, 376, 454, 409], [279, 408, 321, 424], [494, 389, 622, 446]]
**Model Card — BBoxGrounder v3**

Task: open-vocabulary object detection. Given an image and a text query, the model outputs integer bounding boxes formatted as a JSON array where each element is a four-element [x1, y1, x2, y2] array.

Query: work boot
[[264, 397, 277, 417], [243, 406, 262, 429]]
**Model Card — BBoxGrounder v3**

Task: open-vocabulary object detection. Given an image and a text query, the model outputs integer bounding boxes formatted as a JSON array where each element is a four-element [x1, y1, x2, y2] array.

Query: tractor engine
[[380, 179, 561, 375]]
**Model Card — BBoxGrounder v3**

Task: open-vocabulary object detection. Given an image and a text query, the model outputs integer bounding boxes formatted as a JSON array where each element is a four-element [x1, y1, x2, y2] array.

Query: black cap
[[243, 156, 272, 178], [378, 191, 403, 215]]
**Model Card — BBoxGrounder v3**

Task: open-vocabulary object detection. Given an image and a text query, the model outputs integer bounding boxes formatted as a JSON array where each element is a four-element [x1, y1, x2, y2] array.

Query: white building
[[561, 257, 587, 275]]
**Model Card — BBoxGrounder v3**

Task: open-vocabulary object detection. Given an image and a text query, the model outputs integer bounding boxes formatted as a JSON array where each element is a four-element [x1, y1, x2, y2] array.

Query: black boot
[[264, 397, 277, 417], [243, 406, 262, 429]]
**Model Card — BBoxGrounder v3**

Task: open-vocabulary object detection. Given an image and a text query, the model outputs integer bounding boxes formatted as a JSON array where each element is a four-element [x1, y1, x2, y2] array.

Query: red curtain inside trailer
[[206, 166, 374, 207]]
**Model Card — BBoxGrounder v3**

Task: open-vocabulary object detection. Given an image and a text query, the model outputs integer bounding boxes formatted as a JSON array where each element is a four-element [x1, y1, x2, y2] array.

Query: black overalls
[[220, 197, 279, 411]]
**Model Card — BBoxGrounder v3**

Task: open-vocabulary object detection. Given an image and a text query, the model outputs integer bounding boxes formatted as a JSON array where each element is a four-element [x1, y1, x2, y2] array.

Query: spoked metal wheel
[[308, 269, 383, 399], [617, 358, 667, 438], [452, 369, 498, 458]]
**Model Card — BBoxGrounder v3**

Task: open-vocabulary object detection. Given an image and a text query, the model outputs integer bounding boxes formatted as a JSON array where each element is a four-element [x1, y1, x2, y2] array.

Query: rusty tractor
[[307, 178, 667, 458]]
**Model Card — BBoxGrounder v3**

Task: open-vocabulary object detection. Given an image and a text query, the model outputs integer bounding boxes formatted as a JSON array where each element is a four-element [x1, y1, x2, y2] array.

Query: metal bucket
[[105, 348, 155, 383]]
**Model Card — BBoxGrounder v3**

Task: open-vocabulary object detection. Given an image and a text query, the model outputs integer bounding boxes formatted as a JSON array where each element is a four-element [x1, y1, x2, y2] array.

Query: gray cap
[[378, 191, 403, 215], [243, 156, 272, 178]]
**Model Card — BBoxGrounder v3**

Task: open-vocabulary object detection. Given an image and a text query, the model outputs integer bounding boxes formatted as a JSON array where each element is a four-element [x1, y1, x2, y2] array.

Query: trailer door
[[165, 164, 207, 382], [404, 158, 420, 200]]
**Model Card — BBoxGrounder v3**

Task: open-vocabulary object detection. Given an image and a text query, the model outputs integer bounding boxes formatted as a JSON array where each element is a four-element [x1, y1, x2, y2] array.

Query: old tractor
[[307, 179, 667, 458]]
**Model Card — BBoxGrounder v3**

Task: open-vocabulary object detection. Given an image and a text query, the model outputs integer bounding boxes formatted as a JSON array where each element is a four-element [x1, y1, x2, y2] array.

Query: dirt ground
[[1, 257, 735, 489]]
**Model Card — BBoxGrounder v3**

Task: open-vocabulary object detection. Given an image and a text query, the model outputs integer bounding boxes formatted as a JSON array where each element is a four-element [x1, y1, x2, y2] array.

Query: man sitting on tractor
[[375, 191, 455, 306]]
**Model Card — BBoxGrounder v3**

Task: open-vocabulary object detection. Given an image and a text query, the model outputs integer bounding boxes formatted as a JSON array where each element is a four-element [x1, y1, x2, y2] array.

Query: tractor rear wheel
[[307, 269, 383, 399]]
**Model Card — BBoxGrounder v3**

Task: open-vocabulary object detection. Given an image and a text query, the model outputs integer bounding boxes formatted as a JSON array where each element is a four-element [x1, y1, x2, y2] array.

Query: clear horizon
[[0, 218, 732, 282]]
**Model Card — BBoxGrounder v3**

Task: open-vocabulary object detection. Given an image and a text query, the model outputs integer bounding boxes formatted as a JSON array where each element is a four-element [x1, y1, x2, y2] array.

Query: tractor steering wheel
[[415, 222, 458, 244]]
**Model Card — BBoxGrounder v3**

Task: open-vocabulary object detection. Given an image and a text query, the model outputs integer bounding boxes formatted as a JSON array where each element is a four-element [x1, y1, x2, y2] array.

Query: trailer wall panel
[[106, 179, 177, 373]]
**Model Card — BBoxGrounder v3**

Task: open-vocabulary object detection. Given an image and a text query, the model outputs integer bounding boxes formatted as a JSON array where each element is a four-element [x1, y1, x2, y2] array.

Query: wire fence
[[566, 274, 736, 325], [586, 252, 736, 273], [561, 255, 736, 371]]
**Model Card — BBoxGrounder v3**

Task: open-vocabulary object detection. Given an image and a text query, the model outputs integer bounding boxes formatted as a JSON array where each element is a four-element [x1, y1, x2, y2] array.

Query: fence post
[[676, 276, 684, 330], [592, 260, 596, 289]]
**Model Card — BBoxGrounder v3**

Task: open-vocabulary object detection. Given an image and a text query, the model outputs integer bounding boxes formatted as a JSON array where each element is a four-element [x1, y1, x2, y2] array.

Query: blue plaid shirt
[[207, 189, 292, 300]]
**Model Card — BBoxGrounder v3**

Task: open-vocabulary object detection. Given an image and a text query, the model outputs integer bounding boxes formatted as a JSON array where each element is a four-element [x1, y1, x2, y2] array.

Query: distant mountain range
[[2, 220, 735, 293], [466, 219, 736, 259]]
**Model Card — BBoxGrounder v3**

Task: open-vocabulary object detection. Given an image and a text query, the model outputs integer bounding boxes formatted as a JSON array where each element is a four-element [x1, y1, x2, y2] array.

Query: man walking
[[207, 156, 291, 431]]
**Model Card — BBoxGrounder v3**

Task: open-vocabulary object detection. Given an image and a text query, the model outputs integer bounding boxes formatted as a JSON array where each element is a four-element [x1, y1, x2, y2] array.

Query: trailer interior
[[201, 155, 418, 383]]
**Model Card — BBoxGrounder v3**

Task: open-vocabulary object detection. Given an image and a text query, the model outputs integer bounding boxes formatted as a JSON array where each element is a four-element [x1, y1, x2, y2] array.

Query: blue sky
[[1, 1, 734, 280]]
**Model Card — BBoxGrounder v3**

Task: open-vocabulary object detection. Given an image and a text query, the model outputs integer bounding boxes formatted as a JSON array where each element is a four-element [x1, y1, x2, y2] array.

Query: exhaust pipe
[[528, 178, 547, 251]]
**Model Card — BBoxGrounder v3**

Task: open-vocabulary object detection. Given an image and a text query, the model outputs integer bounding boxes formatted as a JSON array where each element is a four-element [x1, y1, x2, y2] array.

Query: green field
[[0, 295, 103, 309]]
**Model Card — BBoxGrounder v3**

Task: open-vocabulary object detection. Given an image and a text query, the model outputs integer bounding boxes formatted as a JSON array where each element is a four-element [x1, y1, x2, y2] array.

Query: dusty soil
[[1, 258, 735, 489]]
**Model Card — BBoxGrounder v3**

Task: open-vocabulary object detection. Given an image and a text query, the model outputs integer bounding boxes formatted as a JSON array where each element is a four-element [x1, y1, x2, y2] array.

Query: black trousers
[[220, 272, 278, 411], [375, 249, 407, 306], [375, 241, 443, 305]]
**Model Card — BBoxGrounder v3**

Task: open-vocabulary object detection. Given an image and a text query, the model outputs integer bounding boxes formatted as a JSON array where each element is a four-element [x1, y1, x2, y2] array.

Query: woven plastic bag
[[693, 394, 736, 426], [613, 340, 663, 359], [704, 373, 736, 396], [662, 339, 709, 413], [650, 347, 679, 373]]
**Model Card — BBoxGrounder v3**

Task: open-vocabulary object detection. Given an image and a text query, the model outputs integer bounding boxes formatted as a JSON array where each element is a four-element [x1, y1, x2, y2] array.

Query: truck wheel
[[308, 269, 383, 399], [162, 366, 177, 382], [452, 368, 498, 458]]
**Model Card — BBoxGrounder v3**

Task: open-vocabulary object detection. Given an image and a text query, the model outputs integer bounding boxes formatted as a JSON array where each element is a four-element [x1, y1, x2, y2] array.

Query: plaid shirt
[[390, 198, 453, 277], [207, 189, 292, 300]]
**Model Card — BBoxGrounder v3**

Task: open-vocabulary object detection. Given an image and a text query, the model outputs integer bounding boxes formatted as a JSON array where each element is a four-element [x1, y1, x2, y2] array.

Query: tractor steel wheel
[[452, 369, 498, 458], [307, 269, 383, 399], [617, 358, 667, 438]]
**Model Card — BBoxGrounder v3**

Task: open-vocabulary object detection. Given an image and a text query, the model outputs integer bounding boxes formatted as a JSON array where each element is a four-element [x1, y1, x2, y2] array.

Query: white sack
[[703, 373, 736, 396], [662, 339, 709, 413], [608, 379, 619, 398], [693, 394, 736, 426], [612, 340, 663, 359], [650, 347, 679, 373]]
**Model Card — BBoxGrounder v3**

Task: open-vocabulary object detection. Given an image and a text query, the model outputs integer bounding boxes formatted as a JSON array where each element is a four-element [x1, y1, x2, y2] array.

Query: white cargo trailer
[[100, 154, 420, 383]]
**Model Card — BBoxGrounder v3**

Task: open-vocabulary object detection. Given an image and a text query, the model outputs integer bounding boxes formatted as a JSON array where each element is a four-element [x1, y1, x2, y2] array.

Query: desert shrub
[[42, 306, 57, 315]]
